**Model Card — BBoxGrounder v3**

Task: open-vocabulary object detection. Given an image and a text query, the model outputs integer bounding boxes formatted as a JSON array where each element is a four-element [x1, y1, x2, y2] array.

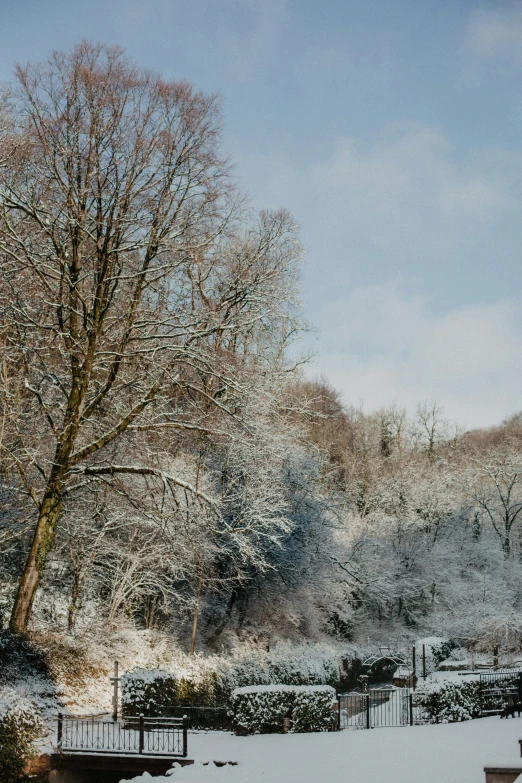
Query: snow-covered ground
[[123, 717, 522, 783]]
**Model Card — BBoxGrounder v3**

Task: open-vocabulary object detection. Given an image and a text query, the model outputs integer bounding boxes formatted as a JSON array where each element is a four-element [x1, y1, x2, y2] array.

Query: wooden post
[[365, 694, 370, 729], [337, 694, 342, 731], [182, 715, 188, 757], [409, 693, 413, 726], [422, 644, 426, 680], [57, 713, 63, 750], [112, 660, 119, 722], [139, 714, 144, 754], [412, 644, 416, 690]]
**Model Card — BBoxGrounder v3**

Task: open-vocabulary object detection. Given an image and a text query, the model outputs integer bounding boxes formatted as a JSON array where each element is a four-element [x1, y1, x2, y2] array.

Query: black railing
[[479, 671, 522, 716], [141, 706, 234, 732], [338, 688, 412, 729], [57, 714, 188, 757]]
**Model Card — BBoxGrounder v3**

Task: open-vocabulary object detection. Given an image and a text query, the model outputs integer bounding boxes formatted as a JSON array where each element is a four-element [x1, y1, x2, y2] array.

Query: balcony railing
[[57, 714, 188, 757]]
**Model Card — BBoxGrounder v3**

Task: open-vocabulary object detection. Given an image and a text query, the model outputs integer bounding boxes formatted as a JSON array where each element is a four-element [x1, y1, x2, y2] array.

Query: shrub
[[231, 684, 336, 734], [292, 688, 337, 733], [414, 680, 481, 723], [216, 644, 342, 693], [120, 643, 345, 717], [121, 668, 217, 716], [0, 688, 43, 783]]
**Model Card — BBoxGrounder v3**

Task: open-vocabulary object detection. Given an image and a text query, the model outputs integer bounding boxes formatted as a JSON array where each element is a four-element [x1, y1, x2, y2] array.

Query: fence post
[[412, 644, 416, 690], [182, 715, 188, 758], [366, 694, 370, 729], [139, 714, 144, 754], [409, 693, 413, 726], [112, 660, 119, 722], [57, 713, 63, 751], [518, 673, 522, 703], [422, 644, 426, 680], [337, 695, 342, 731]]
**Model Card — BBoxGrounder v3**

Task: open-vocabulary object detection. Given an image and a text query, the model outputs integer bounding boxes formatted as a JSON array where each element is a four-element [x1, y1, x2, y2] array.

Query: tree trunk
[[68, 570, 81, 633], [10, 486, 63, 634], [190, 579, 203, 656]]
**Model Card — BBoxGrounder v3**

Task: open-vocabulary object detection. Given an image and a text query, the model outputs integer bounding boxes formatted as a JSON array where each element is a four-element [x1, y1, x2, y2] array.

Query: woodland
[[1, 43, 522, 670]]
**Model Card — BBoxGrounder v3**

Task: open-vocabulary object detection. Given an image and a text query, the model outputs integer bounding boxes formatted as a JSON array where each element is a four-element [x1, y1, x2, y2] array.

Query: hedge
[[0, 688, 42, 783], [414, 680, 481, 723], [231, 684, 336, 734], [121, 668, 217, 716]]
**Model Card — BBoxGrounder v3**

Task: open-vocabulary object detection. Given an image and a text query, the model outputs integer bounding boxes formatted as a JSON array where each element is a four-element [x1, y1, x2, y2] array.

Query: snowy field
[[123, 716, 522, 783]]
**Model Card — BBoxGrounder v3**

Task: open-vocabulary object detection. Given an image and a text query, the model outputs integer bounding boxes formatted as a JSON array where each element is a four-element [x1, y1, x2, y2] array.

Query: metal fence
[[57, 714, 188, 756], [339, 672, 522, 729], [479, 671, 522, 716], [139, 706, 234, 732], [339, 688, 413, 729]]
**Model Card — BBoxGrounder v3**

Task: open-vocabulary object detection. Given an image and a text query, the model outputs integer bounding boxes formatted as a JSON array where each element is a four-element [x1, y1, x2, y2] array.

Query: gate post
[[139, 714, 144, 754], [422, 645, 426, 680], [182, 716, 188, 757], [366, 694, 370, 729], [337, 695, 341, 731], [412, 645, 416, 690], [409, 693, 413, 726], [112, 660, 119, 722], [57, 713, 63, 751]]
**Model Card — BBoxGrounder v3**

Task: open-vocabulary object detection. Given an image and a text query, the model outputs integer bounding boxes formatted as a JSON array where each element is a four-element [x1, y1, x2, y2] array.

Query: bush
[[217, 644, 342, 694], [292, 688, 337, 733], [231, 684, 336, 734], [121, 668, 217, 716], [0, 688, 43, 782], [414, 680, 481, 723], [120, 643, 345, 718]]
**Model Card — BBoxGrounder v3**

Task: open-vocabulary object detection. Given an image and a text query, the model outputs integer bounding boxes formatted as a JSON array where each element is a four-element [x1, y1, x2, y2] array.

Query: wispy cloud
[[465, 5, 522, 64], [237, 123, 522, 427], [308, 284, 522, 429]]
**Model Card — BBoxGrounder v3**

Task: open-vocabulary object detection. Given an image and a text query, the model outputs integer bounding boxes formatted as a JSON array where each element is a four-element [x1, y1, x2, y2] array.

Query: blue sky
[[1, 0, 521, 428]]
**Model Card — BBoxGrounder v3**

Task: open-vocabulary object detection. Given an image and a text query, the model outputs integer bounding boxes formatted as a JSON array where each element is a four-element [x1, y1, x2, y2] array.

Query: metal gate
[[479, 671, 522, 716], [339, 688, 412, 729]]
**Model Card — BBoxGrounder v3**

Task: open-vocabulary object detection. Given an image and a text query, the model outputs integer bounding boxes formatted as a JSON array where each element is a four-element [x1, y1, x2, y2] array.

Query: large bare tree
[[0, 42, 301, 633]]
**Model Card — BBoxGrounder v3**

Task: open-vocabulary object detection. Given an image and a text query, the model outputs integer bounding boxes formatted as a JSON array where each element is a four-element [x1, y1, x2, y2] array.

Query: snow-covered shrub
[[120, 643, 344, 717], [121, 669, 177, 716], [217, 643, 342, 695], [0, 688, 43, 782], [292, 687, 337, 732], [232, 684, 335, 734], [121, 668, 217, 716], [414, 680, 481, 723], [444, 646, 470, 662]]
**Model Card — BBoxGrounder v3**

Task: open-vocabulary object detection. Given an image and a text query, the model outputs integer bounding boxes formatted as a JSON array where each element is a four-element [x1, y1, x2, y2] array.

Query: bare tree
[[467, 449, 522, 557], [410, 401, 447, 458], [0, 42, 301, 633]]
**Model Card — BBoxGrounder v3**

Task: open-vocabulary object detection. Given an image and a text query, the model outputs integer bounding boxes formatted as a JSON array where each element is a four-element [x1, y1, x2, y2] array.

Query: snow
[[121, 716, 522, 783], [233, 684, 335, 695]]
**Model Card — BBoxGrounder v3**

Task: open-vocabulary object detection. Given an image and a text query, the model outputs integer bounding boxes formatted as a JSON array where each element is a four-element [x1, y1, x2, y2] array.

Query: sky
[[0, 0, 521, 429]]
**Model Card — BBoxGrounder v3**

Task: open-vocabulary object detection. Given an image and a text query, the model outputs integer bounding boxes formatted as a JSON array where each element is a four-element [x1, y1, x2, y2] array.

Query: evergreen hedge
[[231, 684, 336, 734], [0, 689, 42, 783]]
